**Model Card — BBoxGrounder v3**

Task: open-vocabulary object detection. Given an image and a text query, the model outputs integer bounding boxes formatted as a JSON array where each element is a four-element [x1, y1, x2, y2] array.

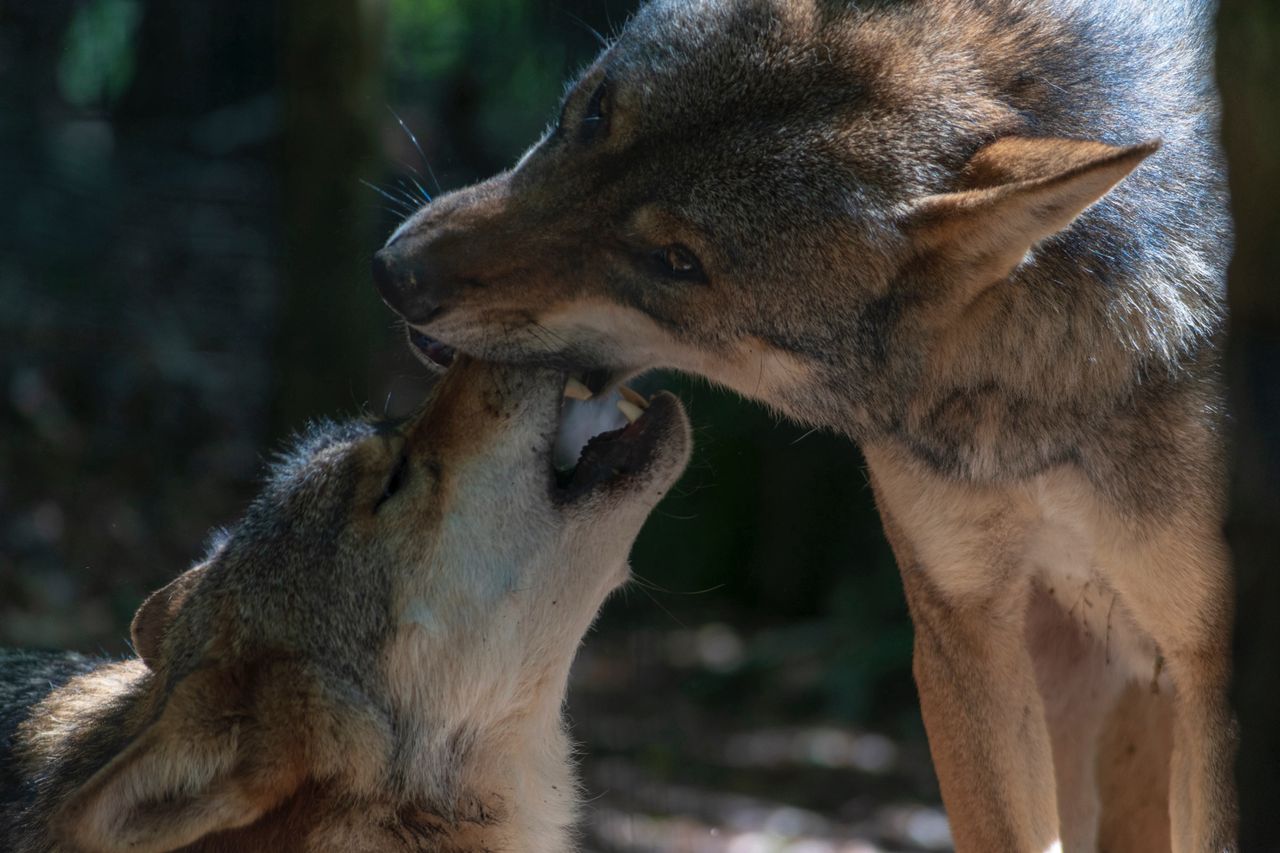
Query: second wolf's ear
[[55, 666, 310, 853], [904, 136, 1159, 308], [131, 560, 212, 668]]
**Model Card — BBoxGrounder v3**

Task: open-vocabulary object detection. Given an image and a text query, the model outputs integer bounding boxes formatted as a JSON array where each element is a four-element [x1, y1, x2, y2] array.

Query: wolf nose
[[370, 249, 400, 298], [372, 248, 437, 323]]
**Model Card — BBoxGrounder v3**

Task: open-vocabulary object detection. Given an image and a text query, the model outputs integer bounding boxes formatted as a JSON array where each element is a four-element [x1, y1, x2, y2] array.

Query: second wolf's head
[[22, 358, 689, 853]]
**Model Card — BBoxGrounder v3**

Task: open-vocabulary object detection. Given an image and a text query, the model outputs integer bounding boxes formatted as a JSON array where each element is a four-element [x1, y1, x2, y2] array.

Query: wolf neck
[[389, 708, 577, 853], [386, 634, 580, 853], [798, 242, 1224, 487]]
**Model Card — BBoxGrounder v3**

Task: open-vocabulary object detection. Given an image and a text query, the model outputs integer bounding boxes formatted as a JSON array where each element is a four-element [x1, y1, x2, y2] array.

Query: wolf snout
[[371, 246, 441, 324]]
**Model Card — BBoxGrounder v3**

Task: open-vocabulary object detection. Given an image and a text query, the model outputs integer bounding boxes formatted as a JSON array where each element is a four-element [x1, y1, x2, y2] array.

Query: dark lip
[[403, 328, 624, 390], [407, 328, 456, 368], [552, 391, 681, 504]]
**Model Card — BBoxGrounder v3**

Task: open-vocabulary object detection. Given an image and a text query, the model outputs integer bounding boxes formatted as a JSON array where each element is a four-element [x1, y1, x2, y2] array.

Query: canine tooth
[[563, 378, 593, 400], [617, 400, 644, 424], [618, 384, 649, 409]]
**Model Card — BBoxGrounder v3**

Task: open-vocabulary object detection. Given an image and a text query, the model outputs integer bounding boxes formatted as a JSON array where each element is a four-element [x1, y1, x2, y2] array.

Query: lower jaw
[[408, 329, 455, 368], [551, 393, 677, 504]]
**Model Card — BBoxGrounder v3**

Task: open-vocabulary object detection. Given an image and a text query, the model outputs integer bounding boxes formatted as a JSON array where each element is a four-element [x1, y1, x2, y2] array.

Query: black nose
[[370, 249, 398, 301], [371, 248, 433, 321]]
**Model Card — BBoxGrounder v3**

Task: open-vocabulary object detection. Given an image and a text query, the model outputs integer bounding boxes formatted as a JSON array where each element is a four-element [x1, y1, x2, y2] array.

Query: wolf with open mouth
[[0, 357, 690, 852], [372, 0, 1236, 850]]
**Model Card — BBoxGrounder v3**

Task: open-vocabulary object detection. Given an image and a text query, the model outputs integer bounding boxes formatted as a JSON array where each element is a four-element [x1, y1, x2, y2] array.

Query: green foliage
[[386, 0, 578, 166], [57, 0, 142, 108]]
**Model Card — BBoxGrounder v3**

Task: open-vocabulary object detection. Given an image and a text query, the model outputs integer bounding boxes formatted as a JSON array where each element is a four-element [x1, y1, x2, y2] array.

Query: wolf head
[[372, 0, 1226, 463], [49, 359, 690, 852]]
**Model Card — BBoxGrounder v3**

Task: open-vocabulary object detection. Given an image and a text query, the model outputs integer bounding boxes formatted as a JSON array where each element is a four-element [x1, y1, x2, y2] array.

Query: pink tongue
[[553, 390, 628, 470]]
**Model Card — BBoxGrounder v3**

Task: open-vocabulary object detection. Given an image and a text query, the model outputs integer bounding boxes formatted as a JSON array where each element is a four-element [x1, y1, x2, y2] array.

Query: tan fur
[[5, 358, 691, 852], [867, 439, 1231, 851], [1097, 684, 1176, 853]]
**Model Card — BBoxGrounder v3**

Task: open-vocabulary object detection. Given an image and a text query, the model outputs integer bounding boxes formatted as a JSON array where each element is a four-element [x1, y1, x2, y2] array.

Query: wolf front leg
[[897, 554, 1061, 852], [1025, 584, 1131, 852], [865, 446, 1060, 852], [1101, 519, 1238, 853]]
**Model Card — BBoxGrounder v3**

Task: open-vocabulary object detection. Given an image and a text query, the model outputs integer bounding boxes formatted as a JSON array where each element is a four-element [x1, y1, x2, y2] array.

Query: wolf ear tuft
[[56, 666, 308, 853], [904, 136, 1159, 307], [131, 561, 211, 668]]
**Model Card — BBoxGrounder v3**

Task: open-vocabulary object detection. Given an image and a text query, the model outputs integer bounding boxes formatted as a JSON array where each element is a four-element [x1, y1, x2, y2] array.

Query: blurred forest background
[[0, 0, 1275, 850]]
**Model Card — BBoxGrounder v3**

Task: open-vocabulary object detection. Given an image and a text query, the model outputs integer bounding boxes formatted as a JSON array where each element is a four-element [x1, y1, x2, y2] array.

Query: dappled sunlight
[[722, 727, 898, 774], [581, 757, 950, 852], [665, 623, 748, 673], [572, 626, 949, 852]]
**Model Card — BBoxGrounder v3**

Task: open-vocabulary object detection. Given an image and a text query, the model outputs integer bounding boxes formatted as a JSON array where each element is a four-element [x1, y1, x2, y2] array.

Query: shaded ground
[[571, 630, 947, 852]]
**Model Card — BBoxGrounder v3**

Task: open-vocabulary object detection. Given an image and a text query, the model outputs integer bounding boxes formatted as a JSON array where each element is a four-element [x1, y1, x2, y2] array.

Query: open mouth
[[407, 327, 684, 502], [552, 375, 680, 503], [408, 329, 456, 368]]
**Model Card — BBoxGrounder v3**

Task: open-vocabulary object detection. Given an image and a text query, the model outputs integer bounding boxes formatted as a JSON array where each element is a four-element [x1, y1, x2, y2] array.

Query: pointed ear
[[56, 667, 307, 853], [130, 561, 212, 669], [904, 136, 1159, 299]]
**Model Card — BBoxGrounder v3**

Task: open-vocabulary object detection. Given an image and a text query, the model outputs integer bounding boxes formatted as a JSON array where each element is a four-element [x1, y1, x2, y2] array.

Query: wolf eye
[[578, 80, 611, 143], [651, 244, 707, 283], [374, 453, 410, 512]]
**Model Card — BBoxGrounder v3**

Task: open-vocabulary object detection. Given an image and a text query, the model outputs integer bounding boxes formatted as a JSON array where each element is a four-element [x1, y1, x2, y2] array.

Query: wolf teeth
[[564, 378, 593, 401], [617, 384, 649, 409], [617, 400, 645, 424]]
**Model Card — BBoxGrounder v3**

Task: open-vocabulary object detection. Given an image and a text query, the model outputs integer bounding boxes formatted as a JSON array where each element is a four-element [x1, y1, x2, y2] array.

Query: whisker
[[604, 3, 618, 40], [531, 320, 574, 354], [393, 179, 427, 210], [631, 573, 725, 596], [387, 105, 442, 195], [564, 10, 609, 48], [361, 179, 417, 214], [524, 323, 562, 358], [790, 427, 820, 445], [406, 175, 432, 205], [654, 510, 700, 521], [632, 582, 686, 627], [516, 318, 553, 352]]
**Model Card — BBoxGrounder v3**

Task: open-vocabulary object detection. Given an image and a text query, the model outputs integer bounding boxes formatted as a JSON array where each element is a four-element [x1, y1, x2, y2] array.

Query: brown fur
[[1, 358, 692, 851], [370, 0, 1235, 849]]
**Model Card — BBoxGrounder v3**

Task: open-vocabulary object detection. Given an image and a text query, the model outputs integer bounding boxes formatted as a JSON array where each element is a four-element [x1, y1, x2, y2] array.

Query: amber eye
[[651, 244, 707, 283]]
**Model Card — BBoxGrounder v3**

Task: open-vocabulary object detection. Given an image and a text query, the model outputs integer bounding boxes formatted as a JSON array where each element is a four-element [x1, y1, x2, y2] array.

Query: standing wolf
[[371, 0, 1235, 850]]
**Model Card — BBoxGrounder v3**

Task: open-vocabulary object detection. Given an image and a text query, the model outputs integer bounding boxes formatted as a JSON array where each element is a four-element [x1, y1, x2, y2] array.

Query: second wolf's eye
[[375, 453, 410, 512], [652, 244, 707, 283], [579, 80, 610, 143]]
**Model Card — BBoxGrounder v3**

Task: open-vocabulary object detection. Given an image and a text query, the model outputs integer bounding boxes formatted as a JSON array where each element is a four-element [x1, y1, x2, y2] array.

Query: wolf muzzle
[[371, 242, 442, 325], [371, 174, 524, 326]]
